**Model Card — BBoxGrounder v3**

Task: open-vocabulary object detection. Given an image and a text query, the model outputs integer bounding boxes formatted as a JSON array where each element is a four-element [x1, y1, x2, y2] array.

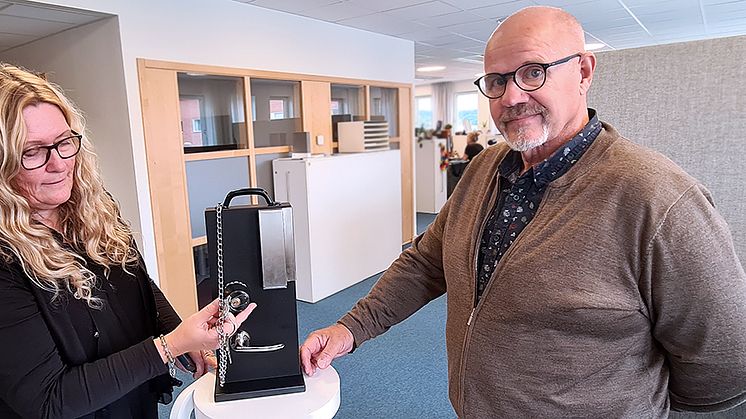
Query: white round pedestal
[[192, 368, 340, 419]]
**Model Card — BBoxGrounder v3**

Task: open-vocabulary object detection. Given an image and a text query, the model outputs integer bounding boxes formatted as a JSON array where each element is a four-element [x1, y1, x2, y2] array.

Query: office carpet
[[160, 212, 746, 418]]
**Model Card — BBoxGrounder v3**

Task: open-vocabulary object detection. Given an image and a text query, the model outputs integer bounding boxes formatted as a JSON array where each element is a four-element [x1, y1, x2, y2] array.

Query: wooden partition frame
[[137, 62, 197, 317], [137, 58, 414, 315]]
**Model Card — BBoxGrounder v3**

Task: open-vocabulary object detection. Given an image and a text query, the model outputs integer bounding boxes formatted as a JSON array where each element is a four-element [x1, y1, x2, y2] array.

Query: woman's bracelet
[[158, 334, 177, 378]]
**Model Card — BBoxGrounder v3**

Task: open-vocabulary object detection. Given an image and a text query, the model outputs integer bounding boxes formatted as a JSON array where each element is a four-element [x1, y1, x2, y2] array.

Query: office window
[[269, 97, 291, 120], [250, 79, 302, 147], [415, 95, 433, 129], [177, 73, 245, 151], [330, 99, 344, 115], [455, 91, 478, 132]]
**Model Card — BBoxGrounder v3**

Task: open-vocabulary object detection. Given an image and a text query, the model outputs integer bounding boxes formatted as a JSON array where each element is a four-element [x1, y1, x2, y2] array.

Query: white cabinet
[[337, 120, 390, 153], [272, 150, 402, 303], [415, 138, 447, 214]]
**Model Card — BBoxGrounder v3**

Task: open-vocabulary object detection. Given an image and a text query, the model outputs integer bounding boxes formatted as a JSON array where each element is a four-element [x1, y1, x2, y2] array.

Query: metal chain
[[216, 203, 232, 387]]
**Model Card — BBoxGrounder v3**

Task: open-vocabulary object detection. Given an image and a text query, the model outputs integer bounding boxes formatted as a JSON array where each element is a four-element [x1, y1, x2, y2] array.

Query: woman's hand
[[155, 298, 256, 364], [176, 350, 217, 379]]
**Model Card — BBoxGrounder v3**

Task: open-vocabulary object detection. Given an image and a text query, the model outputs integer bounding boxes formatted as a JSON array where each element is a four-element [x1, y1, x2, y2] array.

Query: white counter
[[273, 150, 402, 302]]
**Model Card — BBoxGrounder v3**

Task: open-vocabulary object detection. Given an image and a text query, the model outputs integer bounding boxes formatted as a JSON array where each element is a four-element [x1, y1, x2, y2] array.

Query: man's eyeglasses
[[474, 53, 582, 99], [22, 130, 82, 170]]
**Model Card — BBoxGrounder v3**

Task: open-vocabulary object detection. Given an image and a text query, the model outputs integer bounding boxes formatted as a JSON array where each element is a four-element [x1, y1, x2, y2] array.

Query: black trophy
[[205, 187, 305, 402]]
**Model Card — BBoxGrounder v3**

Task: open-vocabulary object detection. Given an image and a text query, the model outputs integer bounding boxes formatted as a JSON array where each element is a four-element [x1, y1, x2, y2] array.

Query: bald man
[[301, 6, 746, 417]]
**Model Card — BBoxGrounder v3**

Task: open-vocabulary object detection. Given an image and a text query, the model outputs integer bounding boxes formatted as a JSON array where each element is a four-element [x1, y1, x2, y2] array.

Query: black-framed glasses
[[22, 130, 82, 170], [474, 53, 582, 99]]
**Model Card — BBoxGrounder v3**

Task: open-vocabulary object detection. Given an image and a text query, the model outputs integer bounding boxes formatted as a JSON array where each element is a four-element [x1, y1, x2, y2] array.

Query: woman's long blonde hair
[[0, 63, 138, 307]]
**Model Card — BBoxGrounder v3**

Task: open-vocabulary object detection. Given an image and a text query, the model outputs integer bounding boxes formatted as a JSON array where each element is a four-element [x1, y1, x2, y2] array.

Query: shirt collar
[[499, 108, 601, 187]]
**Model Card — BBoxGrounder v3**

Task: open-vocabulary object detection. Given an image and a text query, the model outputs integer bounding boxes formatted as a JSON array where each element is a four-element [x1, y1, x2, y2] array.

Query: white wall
[[1, 17, 143, 247], [17, 0, 415, 281]]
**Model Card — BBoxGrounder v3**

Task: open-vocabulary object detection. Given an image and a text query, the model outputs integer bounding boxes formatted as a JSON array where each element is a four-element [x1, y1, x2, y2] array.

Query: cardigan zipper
[[457, 184, 554, 416], [457, 173, 500, 414]]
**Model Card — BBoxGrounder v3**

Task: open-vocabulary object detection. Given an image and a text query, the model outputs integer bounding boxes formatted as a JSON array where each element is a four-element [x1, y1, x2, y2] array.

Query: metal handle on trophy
[[231, 331, 285, 353], [224, 281, 285, 353]]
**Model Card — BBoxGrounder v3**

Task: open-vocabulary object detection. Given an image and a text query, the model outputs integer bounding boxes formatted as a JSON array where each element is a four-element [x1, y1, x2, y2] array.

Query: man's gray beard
[[501, 123, 550, 152]]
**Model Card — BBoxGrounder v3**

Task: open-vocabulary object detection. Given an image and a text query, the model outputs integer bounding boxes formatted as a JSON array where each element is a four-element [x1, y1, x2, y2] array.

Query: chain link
[[216, 203, 232, 387]]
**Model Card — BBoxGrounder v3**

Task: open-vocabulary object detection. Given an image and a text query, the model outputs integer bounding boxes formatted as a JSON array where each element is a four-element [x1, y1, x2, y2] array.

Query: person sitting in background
[[0, 63, 256, 419], [463, 131, 484, 161]]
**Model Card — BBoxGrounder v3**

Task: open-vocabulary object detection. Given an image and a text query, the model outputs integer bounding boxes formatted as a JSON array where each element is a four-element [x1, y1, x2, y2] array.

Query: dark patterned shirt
[[475, 109, 602, 300]]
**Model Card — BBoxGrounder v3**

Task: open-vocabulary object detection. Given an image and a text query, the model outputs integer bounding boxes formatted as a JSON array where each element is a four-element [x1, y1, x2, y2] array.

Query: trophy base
[[214, 374, 306, 402]]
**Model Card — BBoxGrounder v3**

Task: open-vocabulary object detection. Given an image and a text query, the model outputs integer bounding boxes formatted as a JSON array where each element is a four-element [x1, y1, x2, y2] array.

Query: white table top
[[193, 368, 340, 419]]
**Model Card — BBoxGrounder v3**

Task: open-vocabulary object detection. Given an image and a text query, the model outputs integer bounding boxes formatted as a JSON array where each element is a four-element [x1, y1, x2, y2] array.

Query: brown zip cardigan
[[339, 122, 746, 418]]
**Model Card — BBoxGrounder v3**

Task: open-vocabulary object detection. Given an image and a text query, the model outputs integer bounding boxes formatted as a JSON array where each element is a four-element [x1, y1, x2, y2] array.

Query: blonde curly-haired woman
[[0, 64, 256, 419]]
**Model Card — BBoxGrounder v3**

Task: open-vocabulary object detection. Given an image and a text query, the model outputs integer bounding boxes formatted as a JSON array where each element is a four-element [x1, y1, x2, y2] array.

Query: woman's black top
[[0, 243, 181, 419]]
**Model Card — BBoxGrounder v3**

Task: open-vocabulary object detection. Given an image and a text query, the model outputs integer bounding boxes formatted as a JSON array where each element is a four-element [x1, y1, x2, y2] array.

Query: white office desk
[[174, 367, 340, 419]]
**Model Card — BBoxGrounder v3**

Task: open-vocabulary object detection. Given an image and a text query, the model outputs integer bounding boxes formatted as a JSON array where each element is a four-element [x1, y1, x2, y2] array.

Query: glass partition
[[330, 83, 365, 140], [185, 157, 251, 238], [177, 73, 246, 152], [369, 86, 399, 137], [250, 79, 303, 148]]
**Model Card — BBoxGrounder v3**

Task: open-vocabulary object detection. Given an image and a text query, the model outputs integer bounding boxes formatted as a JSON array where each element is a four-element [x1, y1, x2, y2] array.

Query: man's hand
[[299, 324, 355, 376]]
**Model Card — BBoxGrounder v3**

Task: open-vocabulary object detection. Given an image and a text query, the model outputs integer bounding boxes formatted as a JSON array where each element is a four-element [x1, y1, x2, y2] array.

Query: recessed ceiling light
[[585, 43, 605, 51], [417, 65, 446, 72]]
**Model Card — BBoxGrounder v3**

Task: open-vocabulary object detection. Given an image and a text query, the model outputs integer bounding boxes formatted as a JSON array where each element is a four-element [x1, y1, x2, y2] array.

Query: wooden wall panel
[[137, 60, 197, 317], [301, 81, 333, 155], [398, 86, 415, 243]]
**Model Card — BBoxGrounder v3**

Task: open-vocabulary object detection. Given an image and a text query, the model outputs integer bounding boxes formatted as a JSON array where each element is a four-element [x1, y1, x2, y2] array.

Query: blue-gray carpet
[[160, 212, 746, 418]]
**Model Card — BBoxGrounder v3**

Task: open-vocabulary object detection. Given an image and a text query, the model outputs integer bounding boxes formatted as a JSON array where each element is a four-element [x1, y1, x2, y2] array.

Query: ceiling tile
[[583, 16, 639, 32], [705, 2, 746, 19], [561, 0, 628, 21], [467, 0, 535, 20], [301, 2, 377, 21], [419, 33, 471, 46], [530, 0, 596, 6], [338, 12, 414, 36], [0, 4, 102, 24], [443, 19, 499, 36], [398, 26, 455, 41], [415, 10, 488, 28], [0, 31, 35, 47], [386, 1, 461, 19], [0, 14, 72, 36], [231, 0, 746, 82], [437, 38, 485, 50], [345, 0, 431, 13], [250, 0, 341, 13], [449, 0, 519, 9]]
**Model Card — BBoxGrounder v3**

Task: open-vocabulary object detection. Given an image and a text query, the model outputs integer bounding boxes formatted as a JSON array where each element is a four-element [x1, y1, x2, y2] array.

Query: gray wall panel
[[589, 35, 746, 261]]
